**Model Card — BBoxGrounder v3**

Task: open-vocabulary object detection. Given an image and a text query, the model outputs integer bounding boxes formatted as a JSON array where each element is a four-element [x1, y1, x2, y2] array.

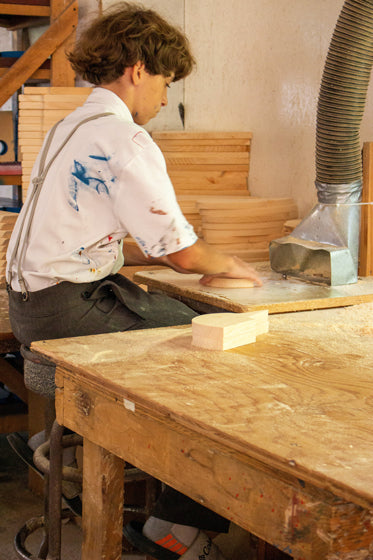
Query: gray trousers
[[8, 273, 229, 532]]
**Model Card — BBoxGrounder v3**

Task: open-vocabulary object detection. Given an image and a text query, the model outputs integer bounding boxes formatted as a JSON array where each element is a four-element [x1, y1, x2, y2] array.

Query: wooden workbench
[[134, 262, 373, 313], [32, 302, 373, 560], [0, 288, 27, 433]]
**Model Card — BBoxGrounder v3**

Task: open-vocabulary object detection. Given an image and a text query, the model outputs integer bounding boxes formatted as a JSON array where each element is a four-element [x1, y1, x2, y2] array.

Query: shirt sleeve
[[112, 133, 198, 257]]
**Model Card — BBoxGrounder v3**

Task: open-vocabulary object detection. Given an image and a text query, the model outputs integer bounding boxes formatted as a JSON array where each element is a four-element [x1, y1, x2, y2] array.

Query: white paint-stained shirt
[[6, 88, 197, 292]]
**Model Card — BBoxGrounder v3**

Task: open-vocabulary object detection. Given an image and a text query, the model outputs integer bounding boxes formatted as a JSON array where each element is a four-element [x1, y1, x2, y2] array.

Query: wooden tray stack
[[196, 196, 298, 262], [18, 86, 92, 201], [151, 131, 253, 235], [0, 210, 17, 287], [282, 218, 301, 235]]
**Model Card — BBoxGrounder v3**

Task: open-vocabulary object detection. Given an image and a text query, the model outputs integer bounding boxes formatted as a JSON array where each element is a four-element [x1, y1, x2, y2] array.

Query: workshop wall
[[2, 0, 373, 217], [104, 0, 373, 218]]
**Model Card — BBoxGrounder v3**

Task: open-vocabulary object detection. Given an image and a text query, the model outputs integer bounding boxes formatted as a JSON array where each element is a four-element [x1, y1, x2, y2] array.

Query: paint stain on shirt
[[89, 154, 111, 162], [150, 207, 167, 215], [68, 158, 115, 211]]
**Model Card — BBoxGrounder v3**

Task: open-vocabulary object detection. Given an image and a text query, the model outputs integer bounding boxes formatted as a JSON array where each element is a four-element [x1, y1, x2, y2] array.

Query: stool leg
[[47, 420, 64, 560]]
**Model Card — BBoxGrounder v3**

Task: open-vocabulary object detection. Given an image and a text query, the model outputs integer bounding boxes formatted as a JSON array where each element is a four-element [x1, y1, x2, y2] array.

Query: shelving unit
[[0, 0, 79, 438], [0, 0, 78, 107]]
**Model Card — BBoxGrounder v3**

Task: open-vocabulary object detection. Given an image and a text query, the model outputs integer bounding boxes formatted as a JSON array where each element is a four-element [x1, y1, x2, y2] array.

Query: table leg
[[82, 438, 125, 560]]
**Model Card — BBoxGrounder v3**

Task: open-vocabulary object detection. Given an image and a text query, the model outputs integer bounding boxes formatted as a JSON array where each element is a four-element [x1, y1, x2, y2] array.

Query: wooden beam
[[0, 0, 78, 107], [359, 142, 373, 276], [50, 0, 76, 86], [0, 4, 50, 17]]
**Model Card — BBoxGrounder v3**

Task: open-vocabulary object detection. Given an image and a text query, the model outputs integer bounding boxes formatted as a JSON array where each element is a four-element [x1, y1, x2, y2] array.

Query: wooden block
[[192, 310, 268, 351]]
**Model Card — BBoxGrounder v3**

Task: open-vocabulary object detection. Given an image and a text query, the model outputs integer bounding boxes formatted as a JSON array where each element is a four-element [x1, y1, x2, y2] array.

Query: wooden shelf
[[0, 2, 50, 16], [0, 55, 50, 80], [0, 0, 78, 106], [0, 1, 50, 28]]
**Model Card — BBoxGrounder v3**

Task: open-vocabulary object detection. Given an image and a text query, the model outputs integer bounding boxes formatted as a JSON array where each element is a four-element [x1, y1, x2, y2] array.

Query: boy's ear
[[131, 61, 146, 85]]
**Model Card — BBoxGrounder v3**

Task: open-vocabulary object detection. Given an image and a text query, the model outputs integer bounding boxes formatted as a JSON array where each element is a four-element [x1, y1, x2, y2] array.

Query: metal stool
[[10, 344, 159, 560], [9, 344, 82, 560]]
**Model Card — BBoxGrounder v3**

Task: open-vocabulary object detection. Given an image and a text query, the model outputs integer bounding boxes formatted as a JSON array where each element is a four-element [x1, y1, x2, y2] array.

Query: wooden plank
[[163, 152, 250, 166], [152, 131, 253, 140], [23, 86, 92, 95], [0, 289, 19, 353], [169, 170, 249, 190], [167, 163, 249, 172], [50, 0, 76, 87], [0, 174, 22, 185], [0, 0, 78, 107], [133, 263, 373, 314], [0, 3, 50, 16], [0, 67, 50, 79], [0, 357, 28, 403], [196, 197, 296, 210], [82, 439, 124, 560], [359, 142, 373, 276], [156, 142, 250, 152], [202, 220, 290, 233], [0, 412, 28, 433]]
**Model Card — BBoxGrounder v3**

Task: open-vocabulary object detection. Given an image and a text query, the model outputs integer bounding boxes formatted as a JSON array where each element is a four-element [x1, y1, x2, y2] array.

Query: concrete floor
[[0, 432, 270, 560], [0, 432, 83, 560]]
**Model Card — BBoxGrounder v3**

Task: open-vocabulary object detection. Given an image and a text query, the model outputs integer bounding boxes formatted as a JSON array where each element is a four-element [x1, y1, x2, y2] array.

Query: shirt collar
[[85, 87, 134, 122]]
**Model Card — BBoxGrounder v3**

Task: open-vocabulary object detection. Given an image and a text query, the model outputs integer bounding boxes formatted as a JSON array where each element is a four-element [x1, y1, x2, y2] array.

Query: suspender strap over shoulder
[[6, 112, 114, 301]]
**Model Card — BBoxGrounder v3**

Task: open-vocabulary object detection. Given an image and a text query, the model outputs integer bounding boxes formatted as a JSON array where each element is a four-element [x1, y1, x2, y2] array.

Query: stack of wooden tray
[[152, 131, 253, 197], [152, 131, 253, 236], [0, 210, 17, 287], [18, 86, 92, 200], [196, 196, 298, 262]]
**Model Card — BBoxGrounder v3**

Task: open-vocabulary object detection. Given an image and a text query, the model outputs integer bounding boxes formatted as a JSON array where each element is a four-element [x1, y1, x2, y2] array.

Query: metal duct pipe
[[270, 0, 373, 285]]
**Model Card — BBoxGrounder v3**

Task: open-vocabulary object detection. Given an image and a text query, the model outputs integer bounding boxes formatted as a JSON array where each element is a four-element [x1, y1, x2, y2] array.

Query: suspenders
[[6, 112, 114, 301]]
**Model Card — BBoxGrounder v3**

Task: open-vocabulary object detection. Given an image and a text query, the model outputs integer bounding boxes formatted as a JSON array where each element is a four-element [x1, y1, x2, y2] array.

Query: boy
[[7, 3, 261, 558]]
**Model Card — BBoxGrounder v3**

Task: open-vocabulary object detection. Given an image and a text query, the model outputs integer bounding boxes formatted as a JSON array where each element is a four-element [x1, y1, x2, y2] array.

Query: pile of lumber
[[152, 131, 252, 196], [152, 131, 253, 235], [18, 86, 92, 200], [0, 211, 17, 287], [196, 196, 298, 262]]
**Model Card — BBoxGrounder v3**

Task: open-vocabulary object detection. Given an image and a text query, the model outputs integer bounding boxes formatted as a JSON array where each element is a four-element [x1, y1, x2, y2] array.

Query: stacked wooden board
[[152, 131, 253, 235], [196, 196, 298, 262], [152, 131, 252, 196], [0, 210, 17, 287], [18, 86, 92, 200]]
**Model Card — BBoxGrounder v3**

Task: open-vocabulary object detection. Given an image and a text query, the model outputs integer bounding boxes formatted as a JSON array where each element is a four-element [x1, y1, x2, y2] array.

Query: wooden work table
[[32, 302, 373, 560], [134, 262, 373, 313]]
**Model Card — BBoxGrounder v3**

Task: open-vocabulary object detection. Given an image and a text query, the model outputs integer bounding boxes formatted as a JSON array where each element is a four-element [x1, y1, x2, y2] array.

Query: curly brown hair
[[67, 2, 196, 85]]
